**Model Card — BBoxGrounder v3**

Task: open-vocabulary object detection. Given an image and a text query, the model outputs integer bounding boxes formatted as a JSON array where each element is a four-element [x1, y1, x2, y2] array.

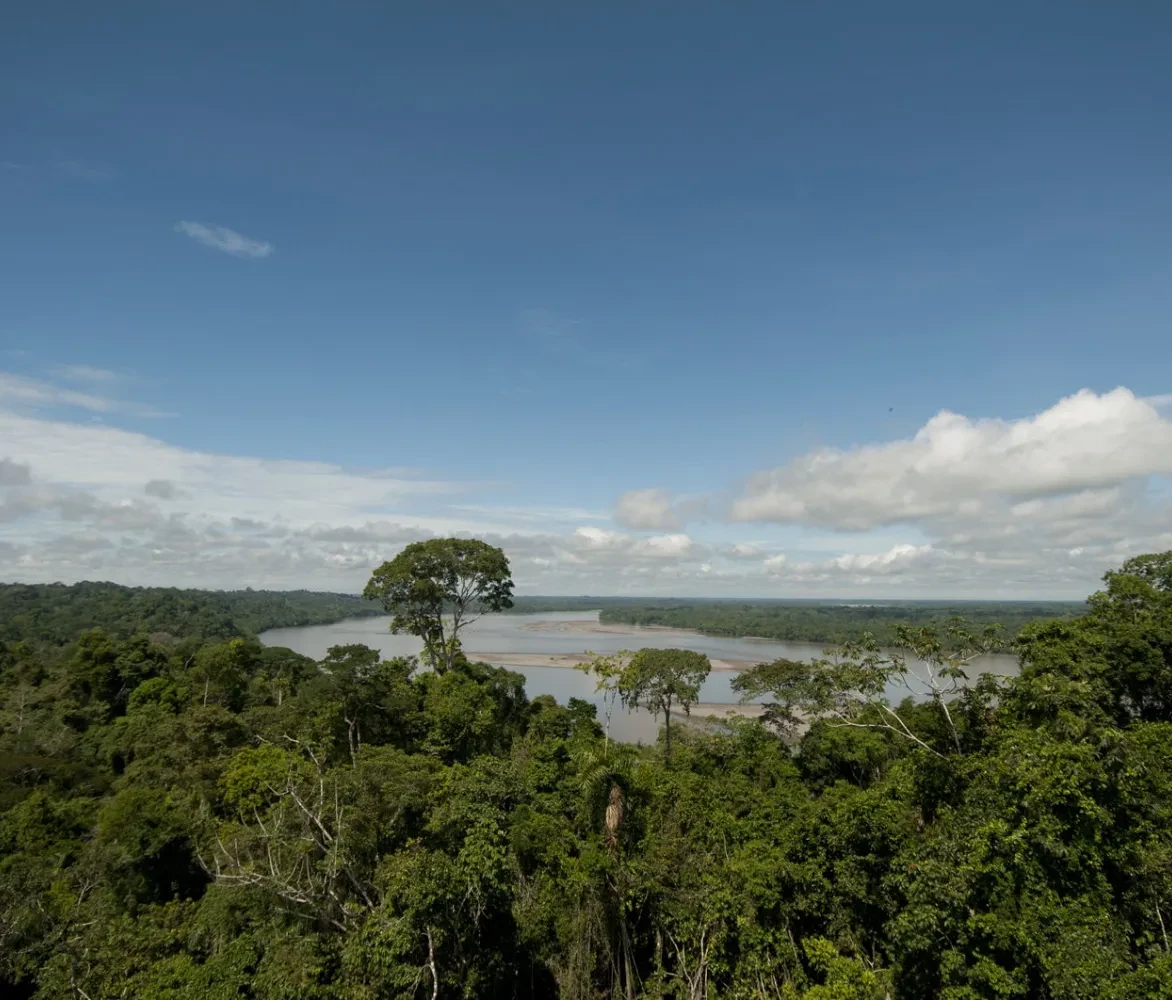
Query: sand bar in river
[[518, 619, 702, 639], [469, 651, 758, 672]]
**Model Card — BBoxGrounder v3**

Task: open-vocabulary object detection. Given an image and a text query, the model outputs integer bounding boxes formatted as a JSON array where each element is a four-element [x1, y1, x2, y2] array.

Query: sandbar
[[470, 651, 758, 672], [518, 619, 700, 639]]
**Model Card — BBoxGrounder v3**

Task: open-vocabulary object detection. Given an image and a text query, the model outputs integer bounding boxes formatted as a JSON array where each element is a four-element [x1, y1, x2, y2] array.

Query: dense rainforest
[[597, 600, 1085, 649], [0, 581, 1083, 653], [0, 582, 380, 645], [2, 549, 1171, 998]]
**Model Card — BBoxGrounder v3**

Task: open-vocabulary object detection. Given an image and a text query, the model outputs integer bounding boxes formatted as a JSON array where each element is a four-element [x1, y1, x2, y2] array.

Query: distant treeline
[[0, 581, 379, 645], [0, 582, 1088, 651], [594, 599, 1086, 647]]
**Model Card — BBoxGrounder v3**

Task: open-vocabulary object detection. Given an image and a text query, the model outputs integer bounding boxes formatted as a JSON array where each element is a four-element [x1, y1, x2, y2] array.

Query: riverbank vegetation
[[0, 581, 379, 646], [0, 580, 1082, 654], [597, 598, 1084, 649], [2, 543, 1170, 998]]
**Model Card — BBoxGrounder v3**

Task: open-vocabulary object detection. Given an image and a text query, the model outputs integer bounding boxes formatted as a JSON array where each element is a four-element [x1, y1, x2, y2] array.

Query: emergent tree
[[363, 538, 514, 672]]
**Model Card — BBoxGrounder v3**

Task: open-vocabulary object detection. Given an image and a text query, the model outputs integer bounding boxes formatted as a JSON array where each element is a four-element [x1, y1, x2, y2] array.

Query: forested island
[[2, 543, 1171, 998]]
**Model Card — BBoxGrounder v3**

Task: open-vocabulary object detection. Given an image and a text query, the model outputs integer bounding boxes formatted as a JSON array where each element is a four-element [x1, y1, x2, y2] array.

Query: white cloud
[[174, 221, 273, 259], [1, 373, 115, 413], [573, 526, 627, 550], [638, 533, 693, 558], [447, 503, 608, 528], [729, 543, 762, 559], [832, 543, 932, 572], [732, 388, 1172, 529], [0, 410, 474, 532], [0, 372, 170, 418], [613, 488, 713, 531], [53, 364, 121, 384], [2, 381, 1170, 598], [614, 488, 681, 530]]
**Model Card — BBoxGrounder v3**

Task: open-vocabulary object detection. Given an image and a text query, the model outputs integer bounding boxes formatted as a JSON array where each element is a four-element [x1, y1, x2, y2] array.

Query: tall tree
[[363, 538, 514, 672], [623, 648, 711, 758]]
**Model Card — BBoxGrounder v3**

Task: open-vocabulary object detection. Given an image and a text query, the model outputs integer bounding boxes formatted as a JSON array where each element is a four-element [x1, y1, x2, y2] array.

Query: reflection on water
[[259, 611, 1021, 744]]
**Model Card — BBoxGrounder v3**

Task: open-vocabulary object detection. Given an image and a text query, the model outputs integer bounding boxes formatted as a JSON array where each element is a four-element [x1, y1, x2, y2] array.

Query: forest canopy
[[1, 548, 1170, 998], [0, 581, 379, 645], [596, 599, 1085, 648]]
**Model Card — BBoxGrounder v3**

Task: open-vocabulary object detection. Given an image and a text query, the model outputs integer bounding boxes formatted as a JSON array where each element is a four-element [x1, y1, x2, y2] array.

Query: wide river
[[260, 611, 1021, 743]]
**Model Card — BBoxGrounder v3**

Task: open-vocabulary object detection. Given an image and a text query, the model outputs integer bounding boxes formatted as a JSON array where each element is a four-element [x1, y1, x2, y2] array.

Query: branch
[[426, 926, 439, 1000], [830, 707, 945, 758]]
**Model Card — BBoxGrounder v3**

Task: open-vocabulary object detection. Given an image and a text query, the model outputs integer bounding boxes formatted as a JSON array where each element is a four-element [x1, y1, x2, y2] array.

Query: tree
[[255, 646, 316, 707], [362, 539, 514, 672], [733, 619, 1001, 756], [188, 638, 259, 709], [576, 651, 631, 748], [319, 644, 418, 765], [1012, 553, 1172, 729], [624, 648, 711, 759]]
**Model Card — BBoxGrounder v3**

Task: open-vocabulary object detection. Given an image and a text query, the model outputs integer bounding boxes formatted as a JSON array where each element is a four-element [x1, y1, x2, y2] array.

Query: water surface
[[260, 611, 1019, 743]]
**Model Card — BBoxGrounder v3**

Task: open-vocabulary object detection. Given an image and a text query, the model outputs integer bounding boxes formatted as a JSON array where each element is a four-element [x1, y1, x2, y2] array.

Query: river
[[259, 611, 1021, 743]]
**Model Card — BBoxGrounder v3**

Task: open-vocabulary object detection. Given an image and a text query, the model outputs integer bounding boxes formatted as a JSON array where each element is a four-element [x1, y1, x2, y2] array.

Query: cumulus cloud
[[614, 488, 682, 530], [832, 543, 932, 572], [732, 388, 1172, 529], [0, 459, 32, 487], [726, 543, 762, 559], [144, 479, 178, 499], [613, 488, 712, 531], [174, 221, 274, 259]]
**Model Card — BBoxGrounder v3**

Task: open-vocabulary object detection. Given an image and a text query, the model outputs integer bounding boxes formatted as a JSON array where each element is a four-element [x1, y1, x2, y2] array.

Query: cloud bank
[[0, 380, 1169, 597], [731, 388, 1172, 529]]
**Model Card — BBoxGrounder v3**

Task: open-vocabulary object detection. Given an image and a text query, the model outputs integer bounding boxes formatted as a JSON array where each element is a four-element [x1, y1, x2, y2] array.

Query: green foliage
[[623, 647, 711, 758], [598, 598, 1083, 649], [734, 619, 1004, 756], [363, 537, 514, 672], [0, 580, 379, 646], [3, 545, 1172, 999]]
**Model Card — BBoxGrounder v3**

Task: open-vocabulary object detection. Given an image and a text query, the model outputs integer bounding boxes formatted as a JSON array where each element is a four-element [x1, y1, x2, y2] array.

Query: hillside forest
[[2, 541, 1172, 998]]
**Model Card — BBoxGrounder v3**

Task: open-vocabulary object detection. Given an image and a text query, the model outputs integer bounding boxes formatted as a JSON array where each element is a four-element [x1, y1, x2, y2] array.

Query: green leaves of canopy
[[583, 647, 712, 758], [623, 648, 711, 720], [362, 538, 514, 672]]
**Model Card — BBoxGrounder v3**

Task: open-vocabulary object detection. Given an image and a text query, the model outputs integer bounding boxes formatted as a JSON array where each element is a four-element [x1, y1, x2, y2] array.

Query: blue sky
[[2, 1, 1171, 597]]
